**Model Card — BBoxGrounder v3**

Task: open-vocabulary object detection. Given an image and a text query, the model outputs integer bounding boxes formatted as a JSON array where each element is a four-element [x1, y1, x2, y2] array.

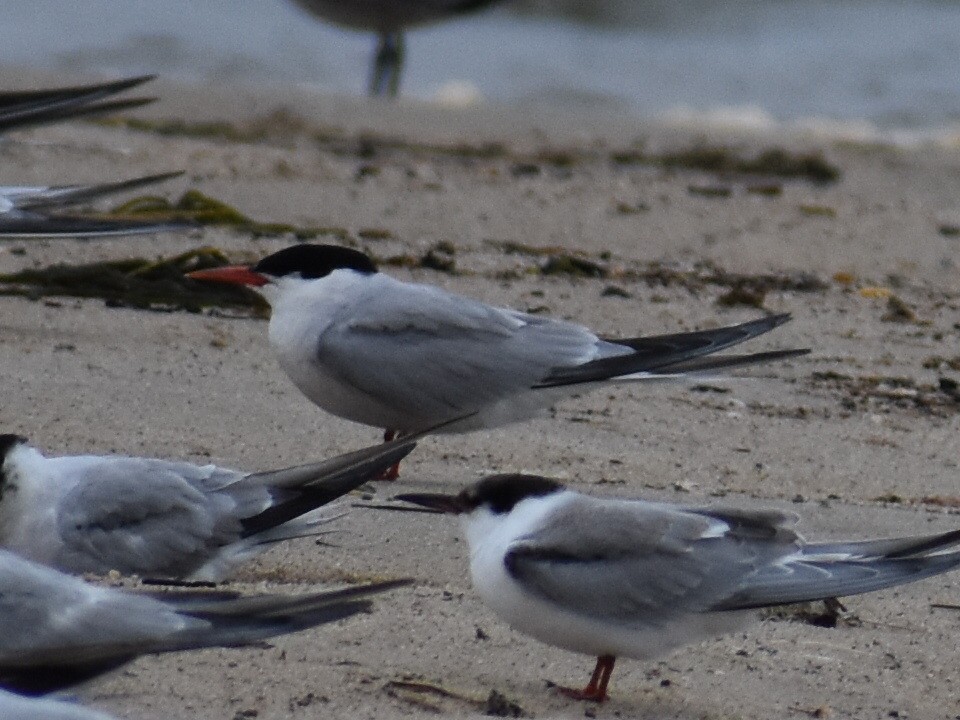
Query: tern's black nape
[[253, 244, 377, 280], [0, 434, 24, 465], [463, 474, 566, 514]]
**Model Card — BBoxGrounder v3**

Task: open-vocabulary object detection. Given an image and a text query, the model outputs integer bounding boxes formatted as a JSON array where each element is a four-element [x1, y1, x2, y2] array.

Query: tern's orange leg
[[556, 655, 616, 702], [377, 429, 401, 480]]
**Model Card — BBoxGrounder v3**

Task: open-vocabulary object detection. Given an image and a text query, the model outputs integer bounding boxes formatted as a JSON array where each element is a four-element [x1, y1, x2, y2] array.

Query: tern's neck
[[0, 445, 49, 542], [461, 492, 570, 556]]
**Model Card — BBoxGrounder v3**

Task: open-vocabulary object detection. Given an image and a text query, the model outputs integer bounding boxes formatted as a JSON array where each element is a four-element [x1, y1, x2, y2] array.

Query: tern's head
[[186, 244, 378, 298], [397, 474, 566, 517], [0, 434, 28, 502]]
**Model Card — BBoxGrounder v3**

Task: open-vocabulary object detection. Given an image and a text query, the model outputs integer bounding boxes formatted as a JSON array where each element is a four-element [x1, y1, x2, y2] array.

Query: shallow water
[[4, 0, 960, 131]]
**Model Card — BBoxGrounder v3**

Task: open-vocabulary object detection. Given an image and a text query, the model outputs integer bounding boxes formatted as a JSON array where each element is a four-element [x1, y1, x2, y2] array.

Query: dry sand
[[0, 69, 958, 720]]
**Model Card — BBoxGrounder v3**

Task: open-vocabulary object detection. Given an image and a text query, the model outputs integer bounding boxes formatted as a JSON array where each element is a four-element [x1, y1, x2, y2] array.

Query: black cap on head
[[0, 434, 25, 498], [253, 244, 377, 280], [460, 473, 565, 514], [0, 434, 24, 464]]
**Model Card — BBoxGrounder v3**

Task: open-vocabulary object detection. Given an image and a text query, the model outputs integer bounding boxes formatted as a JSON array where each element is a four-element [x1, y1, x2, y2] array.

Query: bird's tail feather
[[162, 579, 411, 650], [714, 529, 960, 611], [537, 314, 806, 388], [0, 75, 155, 132]]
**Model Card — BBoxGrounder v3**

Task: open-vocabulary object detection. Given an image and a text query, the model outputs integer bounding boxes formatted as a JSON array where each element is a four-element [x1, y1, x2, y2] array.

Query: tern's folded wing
[[316, 279, 599, 423], [53, 460, 262, 578], [504, 498, 801, 625]]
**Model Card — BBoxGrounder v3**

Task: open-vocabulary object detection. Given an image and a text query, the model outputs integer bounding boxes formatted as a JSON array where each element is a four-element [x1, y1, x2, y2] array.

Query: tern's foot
[[554, 685, 608, 703], [376, 462, 401, 481]]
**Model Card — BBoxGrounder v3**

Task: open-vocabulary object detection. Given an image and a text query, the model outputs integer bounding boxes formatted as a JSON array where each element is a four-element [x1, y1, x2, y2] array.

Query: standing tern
[[189, 244, 807, 475], [288, 0, 507, 95], [0, 171, 190, 238], [0, 688, 118, 720], [0, 431, 416, 581], [397, 474, 960, 701], [0, 75, 154, 134], [0, 548, 407, 695]]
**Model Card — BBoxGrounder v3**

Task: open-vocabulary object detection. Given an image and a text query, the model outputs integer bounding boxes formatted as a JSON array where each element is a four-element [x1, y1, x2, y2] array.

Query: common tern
[[288, 0, 507, 95], [0, 75, 154, 134], [398, 474, 960, 701], [189, 244, 806, 475], [0, 548, 407, 695], [0, 171, 189, 238], [0, 687, 118, 720], [0, 431, 416, 581]]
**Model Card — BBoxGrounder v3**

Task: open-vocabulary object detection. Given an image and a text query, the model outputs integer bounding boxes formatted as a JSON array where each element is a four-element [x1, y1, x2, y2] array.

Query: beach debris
[[383, 678, 527, 716], [716, 284, 767, 309], [0, 247, 269, 315], [880, 295, 919, 323], [613, 145, 840, 183], [540, 253, 606, 278], [798, 203, 837, 218], [107, 189, 342, 240], [811, 371, 960, 417], [103, 114, 841, 183], [379, 243, 458, 275], [763, 598, 858, 628], [687, 184, 732, 198]]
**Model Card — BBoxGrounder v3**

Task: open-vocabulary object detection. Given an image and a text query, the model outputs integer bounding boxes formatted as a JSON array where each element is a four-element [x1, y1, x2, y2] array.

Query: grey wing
[[317, 280, 601, 423], [0, 172, 188, 238], [505, 498, 801, 626], [55, 459, 269, 578], [0, 75, 154, 133], [0, 690, 120, 720], [0, 550, 196, 667]]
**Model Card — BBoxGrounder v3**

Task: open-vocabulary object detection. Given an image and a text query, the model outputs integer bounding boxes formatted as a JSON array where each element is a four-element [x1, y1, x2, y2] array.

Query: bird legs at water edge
[[371, 31, 405, 96]]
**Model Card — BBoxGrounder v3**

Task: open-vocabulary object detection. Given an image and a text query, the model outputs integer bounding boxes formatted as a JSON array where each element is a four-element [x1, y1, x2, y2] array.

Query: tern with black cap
[[190, 243, 807, 477], [0, 431, 417, 581], [398, 474, 960, 702]]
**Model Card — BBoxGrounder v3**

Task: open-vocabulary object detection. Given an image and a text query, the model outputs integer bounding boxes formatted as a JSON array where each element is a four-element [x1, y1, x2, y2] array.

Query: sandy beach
[[0, 69, 958, 719]]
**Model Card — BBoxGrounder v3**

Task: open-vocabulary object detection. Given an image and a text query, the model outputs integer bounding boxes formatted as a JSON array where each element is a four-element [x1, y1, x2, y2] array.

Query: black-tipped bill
[[394, 492, 467, 514]]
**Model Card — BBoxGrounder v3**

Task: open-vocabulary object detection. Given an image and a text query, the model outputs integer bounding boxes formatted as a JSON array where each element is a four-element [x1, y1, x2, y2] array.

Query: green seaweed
[[0, 247, 269, 315], [107, 189, 346, 240], [93, 109, 331, 146], [540, 254, 606, 278], [613, 145, 840, 183]]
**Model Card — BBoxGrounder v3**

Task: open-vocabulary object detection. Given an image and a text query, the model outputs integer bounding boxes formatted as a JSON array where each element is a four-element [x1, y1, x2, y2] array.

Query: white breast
[[463, 496, 751, 661]]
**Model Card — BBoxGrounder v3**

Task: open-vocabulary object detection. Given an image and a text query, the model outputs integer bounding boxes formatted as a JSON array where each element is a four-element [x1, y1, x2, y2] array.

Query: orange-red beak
[[187, 265, 269, 287]]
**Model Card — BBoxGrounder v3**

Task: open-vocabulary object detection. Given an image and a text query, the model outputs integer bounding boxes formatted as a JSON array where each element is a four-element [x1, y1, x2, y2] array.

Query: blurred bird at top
[[289, 0, 508, 96]]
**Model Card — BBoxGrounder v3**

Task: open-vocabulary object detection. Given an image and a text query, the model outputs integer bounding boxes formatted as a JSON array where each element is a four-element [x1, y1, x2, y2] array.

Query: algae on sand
[[0, 247, 270, 315], [107, 189, 344, 241]]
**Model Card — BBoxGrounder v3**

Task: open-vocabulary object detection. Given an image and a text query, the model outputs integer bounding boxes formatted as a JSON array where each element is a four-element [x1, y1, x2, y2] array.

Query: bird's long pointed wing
[[0, 550, 408, 693], [0, 171, 189, 238], [712, 528, 960, 610], [239, 414, 473, 538], [0, 215, 189, 238], [4, 171, 184, 211], [0, 75, 155, 133], [536, 314, 804, 387]]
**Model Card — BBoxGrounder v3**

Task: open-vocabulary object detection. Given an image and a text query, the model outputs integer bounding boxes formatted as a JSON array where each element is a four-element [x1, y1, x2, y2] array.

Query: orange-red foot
[[376, 429, 402, 481], [556, 685, 609, 703], [554, 655, 615, 703]]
